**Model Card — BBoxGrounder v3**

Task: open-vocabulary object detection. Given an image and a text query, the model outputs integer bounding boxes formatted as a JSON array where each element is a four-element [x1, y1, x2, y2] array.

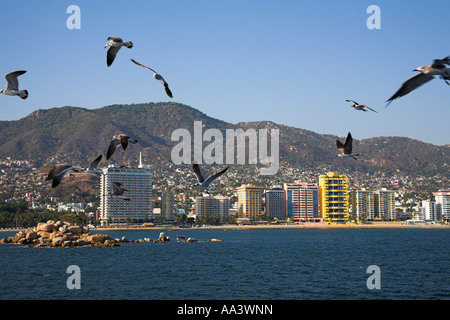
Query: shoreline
[[1, 222, 448, 233]]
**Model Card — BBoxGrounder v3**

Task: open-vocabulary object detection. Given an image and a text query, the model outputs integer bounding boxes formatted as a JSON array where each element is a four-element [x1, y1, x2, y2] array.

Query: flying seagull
[[336, 132, 360, 160], [346, 99, 377, 113], [386, 56, 450, 106], [106, 134, 138, 160], [109, 182, 130, 201], [104, 36, 133, 67], [0, 70, 28, 99], [130, 59, 173, 98], [192, 164, 229, 193], [46, 154, 103, 188]]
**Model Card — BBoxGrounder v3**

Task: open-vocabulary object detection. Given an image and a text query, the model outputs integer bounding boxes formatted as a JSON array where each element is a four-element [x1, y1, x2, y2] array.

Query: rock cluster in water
[[0, 221, 118, 247], [0, 224, 222, 247]]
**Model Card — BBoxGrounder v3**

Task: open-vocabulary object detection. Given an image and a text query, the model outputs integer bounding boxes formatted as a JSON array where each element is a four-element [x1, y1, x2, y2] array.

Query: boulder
[[37, 223, 54, 233], [52, 237, 65, 246], [25, 231, 39, 241], [68, 226, 82, 235]]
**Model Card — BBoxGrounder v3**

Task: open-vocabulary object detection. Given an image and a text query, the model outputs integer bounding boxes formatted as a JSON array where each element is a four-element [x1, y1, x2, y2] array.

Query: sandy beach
[[86, 221, 450, 231], [1, 221, 448, 233]]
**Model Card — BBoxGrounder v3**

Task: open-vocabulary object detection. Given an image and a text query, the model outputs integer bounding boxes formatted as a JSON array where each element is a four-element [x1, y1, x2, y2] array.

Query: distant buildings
[[350, 188, 395, 222], [434, 190, 450, 221], [100, 155, 153, 225], [161, 190, 175, 223], [284, 181, 319, 222], [318, 172, 349, 224], [421, 199, 441, 222], [195, 195, 230, 219], [237, 184, 263, 219], [265, 187, 286, 220]]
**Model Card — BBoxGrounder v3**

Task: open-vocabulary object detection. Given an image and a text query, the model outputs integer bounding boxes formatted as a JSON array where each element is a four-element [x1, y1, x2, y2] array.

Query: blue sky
[[0, 0, 449, 145]]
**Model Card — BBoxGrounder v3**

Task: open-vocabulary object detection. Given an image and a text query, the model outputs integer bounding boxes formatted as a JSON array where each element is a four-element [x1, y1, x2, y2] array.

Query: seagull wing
[[47, 164, 73, 181], [130, 59, 157, 74], [106, 138, 120, 160], [364, 105, 378, 113], [192, 164, 205, 183], [88, 154, 102, 171], [203, 166, 229, 187], [345, 99, 358, 105], [344, 132, 353, 154], [336, 139, 345, 154], [431, 56, 450, 68], [386, 72, 434, 105], [107, 36, 123, 43], [5, 71, 26, 91], [162, 80, 173, 98], [107, 46, 121, 66], [120, 135, 131, 151]]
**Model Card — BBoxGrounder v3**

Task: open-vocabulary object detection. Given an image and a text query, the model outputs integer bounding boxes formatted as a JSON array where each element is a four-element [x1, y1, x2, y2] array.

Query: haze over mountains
[[0, 102, 448, 179]]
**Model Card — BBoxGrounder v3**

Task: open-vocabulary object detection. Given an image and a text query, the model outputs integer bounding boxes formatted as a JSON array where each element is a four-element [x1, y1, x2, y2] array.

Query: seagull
[[104, 36, 133, 67], [386, 56, 450, 106], [106, 134, 138, 160], [46, 154, 103, 188], [192, 164, 229, 193], [130, 59, 173, 98], [336, 132, 360, 160], [109, 182, 130, 201], [0, 70, 28, 99], [346, 99, 377, 113]]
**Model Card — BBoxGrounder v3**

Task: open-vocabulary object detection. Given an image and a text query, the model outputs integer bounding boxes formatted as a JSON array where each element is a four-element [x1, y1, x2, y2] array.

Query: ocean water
[[0, 228, 448, 300]]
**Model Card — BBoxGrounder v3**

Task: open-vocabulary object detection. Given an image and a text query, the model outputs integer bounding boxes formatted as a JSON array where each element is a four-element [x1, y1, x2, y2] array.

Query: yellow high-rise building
[[318, 172, 350, 224], [237, 184, 263, 220]]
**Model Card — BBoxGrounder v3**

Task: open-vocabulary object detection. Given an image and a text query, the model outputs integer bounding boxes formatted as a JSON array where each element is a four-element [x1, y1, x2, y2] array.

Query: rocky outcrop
[[0, 220, 118, 247]]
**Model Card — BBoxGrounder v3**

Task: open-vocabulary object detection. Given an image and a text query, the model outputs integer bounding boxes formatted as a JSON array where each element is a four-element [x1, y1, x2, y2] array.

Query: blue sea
[[0, 228, 449, 300]]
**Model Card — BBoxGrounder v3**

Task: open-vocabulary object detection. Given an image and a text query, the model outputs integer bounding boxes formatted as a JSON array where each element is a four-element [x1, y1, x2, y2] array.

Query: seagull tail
[[20, 90, 28, 100]]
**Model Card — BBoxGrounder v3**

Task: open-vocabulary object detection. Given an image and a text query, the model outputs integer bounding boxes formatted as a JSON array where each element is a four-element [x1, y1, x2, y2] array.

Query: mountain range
[[0, 102, 448, 179]]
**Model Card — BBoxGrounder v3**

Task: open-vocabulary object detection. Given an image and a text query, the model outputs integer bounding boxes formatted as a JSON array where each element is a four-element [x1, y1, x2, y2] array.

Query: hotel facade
[[318, 172, 349, 224], [284, 181, 319, 222], [350, 188, 395, 222], [237, 184, 264, 220], [100, 159, 153, 225]]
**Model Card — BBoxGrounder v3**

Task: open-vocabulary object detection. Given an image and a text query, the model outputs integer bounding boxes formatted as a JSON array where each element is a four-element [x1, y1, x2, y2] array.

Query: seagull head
[[414, 66, 426, 72]]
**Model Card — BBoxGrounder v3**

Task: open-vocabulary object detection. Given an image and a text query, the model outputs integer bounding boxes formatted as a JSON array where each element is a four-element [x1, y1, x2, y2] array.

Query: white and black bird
[[192, 164, 229, 194], [109, 182, 130, 201], [346, 99, 377, 113], [386, 56, 450, 106], [105, 36, 133, 67], [336, 132, 360, 160], [106, 134, 138, 160], [130, 59, 173, 98], [0, 70, 28, 99], [46, 154, 103, 188]]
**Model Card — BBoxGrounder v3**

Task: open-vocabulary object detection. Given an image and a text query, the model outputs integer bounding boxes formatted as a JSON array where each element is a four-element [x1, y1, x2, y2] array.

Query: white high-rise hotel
[[100, 154, 153, 225], [433, 190, 450, 221]]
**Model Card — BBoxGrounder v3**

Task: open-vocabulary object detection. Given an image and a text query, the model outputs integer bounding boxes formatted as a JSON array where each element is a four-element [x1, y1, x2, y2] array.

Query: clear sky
[[0, 0, 449, 145]]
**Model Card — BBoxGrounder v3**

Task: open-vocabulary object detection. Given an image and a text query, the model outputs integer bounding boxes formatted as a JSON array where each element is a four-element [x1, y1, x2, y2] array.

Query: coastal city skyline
[[0, 1, 449, 306]]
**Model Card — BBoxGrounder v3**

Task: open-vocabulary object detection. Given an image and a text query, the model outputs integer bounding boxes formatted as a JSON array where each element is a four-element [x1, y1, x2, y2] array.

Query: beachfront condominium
[[350, 189, 376, 222], [100, 155, 153, 225], [237, 184, 263, 220], [265, 187, 286, 220], [318, 172, 349, 224], [195, 195, 230, 220], [350, 188, 395, 222], [422, 199, 441, 222], [375, 189, 396, 221], [284, 181, 319, 223], [161, 190, 175, 223], [434, 190, 450, 221]]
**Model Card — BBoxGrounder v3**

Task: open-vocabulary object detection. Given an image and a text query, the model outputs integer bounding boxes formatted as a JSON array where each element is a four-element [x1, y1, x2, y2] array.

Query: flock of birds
[[1, 35, 449, 197]]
